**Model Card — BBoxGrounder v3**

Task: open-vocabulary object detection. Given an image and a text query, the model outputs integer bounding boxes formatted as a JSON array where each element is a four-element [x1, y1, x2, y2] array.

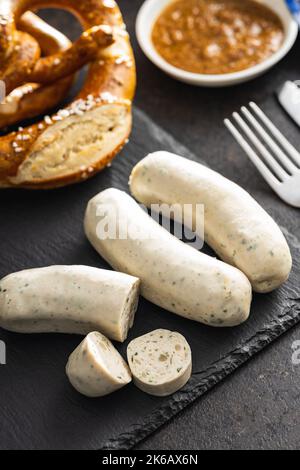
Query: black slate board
[[0, 107, 300, 450], [1, 0, 300, 450]]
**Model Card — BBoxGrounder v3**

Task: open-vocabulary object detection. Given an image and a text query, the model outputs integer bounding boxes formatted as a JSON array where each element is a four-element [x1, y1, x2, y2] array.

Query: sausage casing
[[84, 188, 252, 327], [0, 265, 140, 342], [130, 152, 292, 293]]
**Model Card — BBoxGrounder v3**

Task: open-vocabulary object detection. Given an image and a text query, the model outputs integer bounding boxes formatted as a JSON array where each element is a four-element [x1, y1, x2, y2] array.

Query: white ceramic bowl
[[136, 0, 299, 87]]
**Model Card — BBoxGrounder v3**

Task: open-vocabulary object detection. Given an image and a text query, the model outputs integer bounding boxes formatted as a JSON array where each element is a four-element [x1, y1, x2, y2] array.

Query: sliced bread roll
[[127, 329, 192, 397], [66, 331, 132, 397]]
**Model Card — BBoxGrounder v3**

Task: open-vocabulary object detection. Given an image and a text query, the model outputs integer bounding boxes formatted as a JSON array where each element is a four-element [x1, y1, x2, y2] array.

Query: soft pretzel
[[0, 11, 110, 126], [1, 30, 41, 96], [19, 11, 71, 54], [0, 0, 136, 189], [3, 24, 114, 94], [0, 12, 74, 127]]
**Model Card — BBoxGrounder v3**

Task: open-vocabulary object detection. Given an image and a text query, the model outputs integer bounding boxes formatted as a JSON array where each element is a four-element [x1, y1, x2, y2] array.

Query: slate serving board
[[0, 107, 300, 450], [1, 2, 300, 451]]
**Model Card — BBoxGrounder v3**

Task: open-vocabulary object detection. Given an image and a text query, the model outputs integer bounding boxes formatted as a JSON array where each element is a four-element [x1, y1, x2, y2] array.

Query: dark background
[[1, 0, 300, 450]]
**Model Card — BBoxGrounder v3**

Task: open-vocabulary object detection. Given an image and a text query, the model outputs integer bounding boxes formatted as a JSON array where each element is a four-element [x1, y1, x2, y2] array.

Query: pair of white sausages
[[84, 151, 292, 329]]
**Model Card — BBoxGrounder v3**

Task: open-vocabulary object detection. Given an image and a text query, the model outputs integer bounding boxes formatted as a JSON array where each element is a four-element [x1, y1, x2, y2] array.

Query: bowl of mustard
[[136, 0, 298, 86]]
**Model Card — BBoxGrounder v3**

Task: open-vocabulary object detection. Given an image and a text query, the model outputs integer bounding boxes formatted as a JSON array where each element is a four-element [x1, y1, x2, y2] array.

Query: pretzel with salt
[[0, 0, 136, 189], [0, 12, 74, 128]]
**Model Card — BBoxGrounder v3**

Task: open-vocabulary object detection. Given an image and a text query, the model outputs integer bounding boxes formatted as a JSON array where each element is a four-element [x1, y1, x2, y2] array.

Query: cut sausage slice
[[66, 331, 132, 397], [127, 329, 192, 397], [0, 266, 140, 342]]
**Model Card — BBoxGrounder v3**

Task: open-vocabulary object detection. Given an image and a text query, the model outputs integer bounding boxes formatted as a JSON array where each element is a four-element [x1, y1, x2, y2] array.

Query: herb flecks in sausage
[[85, 188, 252, 327], [127, 329, 192, 397], [130, 152, 292, 294], [66, 331, 132, 398], [0, 266, 140, 342]]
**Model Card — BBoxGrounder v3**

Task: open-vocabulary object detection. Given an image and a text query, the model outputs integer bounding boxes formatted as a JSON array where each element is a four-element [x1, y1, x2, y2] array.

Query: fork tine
[[232, 112, 288, 182], [241, 106, 297, 175], [249, 102, 300, 167], [224, 119, 281, 191]]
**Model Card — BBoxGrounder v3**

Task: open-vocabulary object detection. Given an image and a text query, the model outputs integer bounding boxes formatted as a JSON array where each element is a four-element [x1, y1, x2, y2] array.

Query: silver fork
[[224, 102, 300, 208]]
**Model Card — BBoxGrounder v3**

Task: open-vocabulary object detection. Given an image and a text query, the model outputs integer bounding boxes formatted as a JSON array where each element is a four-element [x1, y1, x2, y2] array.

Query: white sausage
[[0, 266, 140, 342], [127, 329, 192, 397], [130, 151, 292, 293], [66, 331, 132, 397], [84, 188, 252, 327]]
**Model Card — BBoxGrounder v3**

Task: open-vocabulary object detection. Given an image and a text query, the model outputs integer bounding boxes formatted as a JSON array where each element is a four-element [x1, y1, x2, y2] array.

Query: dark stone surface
[[136, 324, 300, 450], [0, 0, 299, 450]]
